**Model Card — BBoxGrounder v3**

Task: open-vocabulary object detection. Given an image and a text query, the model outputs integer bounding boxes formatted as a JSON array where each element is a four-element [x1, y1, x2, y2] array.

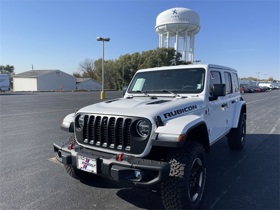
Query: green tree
[[139, 48, 181, 68], [268, 77, 274, 82], [116, 54, 135, 88], [78, 48, 184, 90], [0, 65, 14, 74], [0, 65, 15, 89], [93, 58, 102, 82], [78, 58, 98, 80], [104, 59, 119, 90], [73, 72, 82, 78], [116, 48, 179, 88], [240, 77, 258, 81]]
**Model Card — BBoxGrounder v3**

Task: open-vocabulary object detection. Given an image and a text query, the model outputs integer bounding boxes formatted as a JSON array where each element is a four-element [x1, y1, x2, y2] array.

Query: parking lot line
[[48, 157, 62, 165], [246, 95, 279, 105], [0, 108, 76, 118]]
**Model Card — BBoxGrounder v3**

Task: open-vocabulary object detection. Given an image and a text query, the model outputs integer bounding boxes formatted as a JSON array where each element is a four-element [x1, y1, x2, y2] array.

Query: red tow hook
[[117, 153, 124, 161], [68, 143, 74, 150]]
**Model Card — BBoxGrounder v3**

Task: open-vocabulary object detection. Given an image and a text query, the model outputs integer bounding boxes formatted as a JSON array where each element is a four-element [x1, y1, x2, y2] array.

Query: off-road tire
[[161, 141, 206, 209], [64, 135, 91, 180], [227, 112, 246, 150]]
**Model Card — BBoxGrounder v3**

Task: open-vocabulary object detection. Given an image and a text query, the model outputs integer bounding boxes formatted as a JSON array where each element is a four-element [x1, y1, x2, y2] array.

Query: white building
[[13, 70, 76, 91], [76, 78, 101, 91]]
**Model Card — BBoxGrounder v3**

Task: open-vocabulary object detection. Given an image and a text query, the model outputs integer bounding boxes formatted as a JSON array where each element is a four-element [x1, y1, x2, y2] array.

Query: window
[[232, 73, 239, 92], [209, 71, 222, 96], [128, 68, 205, 94], [224, 72, 232, 94]]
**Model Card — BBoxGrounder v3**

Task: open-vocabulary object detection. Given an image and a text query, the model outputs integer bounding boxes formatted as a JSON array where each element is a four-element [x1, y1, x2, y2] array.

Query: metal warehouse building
[[13, 70, 76, 92], [76, 78, 101, 91]]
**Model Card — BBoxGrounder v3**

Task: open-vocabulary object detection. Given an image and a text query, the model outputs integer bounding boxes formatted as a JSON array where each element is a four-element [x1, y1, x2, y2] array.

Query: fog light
[[134, 170, 142, 179]]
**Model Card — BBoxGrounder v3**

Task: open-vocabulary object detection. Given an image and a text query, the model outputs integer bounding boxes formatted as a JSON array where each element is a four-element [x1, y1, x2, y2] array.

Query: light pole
[[97, 36, 110, 99]]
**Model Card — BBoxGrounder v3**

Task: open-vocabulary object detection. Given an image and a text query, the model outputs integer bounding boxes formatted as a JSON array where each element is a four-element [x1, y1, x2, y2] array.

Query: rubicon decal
[[163, 105, 197, 119]]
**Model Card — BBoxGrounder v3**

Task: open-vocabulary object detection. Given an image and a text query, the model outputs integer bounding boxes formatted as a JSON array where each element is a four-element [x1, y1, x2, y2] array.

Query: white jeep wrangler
[[54, 64, 246, 209]]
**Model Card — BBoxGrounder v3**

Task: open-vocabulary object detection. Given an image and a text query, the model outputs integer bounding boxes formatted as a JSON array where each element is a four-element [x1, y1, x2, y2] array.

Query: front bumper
[[53, 140, 170, 187]]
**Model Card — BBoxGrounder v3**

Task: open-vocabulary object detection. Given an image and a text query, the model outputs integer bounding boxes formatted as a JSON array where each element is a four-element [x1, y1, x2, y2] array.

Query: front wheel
[[161, 141, 206, 209], [227, 112, 246, 150]]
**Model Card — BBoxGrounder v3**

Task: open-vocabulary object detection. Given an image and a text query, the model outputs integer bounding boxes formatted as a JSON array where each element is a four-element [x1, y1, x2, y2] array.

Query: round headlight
[[78, 115, 85, 128], [136, 120, 150, 137]]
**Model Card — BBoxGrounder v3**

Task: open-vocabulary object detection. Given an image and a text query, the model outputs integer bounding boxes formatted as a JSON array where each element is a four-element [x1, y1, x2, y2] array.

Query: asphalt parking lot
[[0, 90, 279, 209]]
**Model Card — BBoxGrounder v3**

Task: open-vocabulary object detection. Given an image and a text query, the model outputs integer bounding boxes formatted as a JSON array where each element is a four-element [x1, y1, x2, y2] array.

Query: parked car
[[271, 85, 280, 90], [259, 83, 273, 90], [259, 86, 268, 92], [240, 85, 253, 93], [244, 86, 255, 93], [250, 86, 262, 92]]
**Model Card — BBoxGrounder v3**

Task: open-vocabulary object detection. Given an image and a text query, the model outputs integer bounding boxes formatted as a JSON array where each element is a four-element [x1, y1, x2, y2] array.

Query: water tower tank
[[155, 8, 200, 62]]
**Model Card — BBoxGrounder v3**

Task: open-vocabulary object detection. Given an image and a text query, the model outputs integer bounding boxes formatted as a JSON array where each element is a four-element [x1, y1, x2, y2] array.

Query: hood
[[77, 96, 204, 122]]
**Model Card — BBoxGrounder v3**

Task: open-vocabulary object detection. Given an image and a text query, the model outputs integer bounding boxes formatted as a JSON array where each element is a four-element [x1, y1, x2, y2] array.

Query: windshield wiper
[[128, 90, 183, 98], [133, 90, 150, 97], [160, 90, 181, 98]]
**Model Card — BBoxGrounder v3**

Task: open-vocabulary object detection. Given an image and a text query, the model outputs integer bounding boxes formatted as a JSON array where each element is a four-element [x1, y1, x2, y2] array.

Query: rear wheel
[[161, 141, 206, 209], [227, 113, 246, 150]]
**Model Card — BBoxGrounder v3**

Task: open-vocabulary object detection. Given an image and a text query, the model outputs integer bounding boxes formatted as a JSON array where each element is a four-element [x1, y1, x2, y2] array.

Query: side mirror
[[209, 84, 226, 101]]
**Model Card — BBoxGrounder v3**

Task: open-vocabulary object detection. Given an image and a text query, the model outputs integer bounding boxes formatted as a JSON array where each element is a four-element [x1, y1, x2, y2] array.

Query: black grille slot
[[95, 116, 101, 145], [108, 118, 115, 148], [80, 115, 133, 152], [101, 117, 108, 147], [83, 115, 89, 143], [89, 116, 95, 145], [124, 119, 132, 151], [116, 118, 123, 149]]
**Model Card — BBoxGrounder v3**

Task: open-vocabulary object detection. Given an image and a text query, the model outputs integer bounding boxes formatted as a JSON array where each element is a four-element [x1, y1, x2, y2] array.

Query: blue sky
[[1, 0, 279, 80]]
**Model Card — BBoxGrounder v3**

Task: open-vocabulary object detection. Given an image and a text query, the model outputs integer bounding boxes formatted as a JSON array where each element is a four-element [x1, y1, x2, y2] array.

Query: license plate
[[77, 156, 97, 174]]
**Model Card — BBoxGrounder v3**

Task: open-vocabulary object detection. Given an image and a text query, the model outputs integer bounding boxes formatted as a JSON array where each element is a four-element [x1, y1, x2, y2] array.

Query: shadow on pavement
[[78, 134, 280, 209]]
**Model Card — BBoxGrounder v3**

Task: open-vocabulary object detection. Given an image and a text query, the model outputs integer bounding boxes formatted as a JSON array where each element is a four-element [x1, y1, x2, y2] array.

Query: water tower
[[155, 7, 200, 62]]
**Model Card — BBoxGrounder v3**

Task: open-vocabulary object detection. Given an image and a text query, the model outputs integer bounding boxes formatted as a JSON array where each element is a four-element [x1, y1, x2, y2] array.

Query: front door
[[205, 70, 229, 144]]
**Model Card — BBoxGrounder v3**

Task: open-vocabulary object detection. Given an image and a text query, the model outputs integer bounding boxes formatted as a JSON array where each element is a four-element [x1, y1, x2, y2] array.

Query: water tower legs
[[175, 31, 179, 52], [166, 32, 170, 48], [188, 33, 195, 62], [182, 31, 187, 61], [159, 34, 163, 48], [157, 31, 197, 63]]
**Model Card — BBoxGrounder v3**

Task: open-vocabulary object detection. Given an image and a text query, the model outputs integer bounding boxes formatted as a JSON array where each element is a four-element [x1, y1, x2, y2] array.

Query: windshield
[[127, 68, 205, 94]]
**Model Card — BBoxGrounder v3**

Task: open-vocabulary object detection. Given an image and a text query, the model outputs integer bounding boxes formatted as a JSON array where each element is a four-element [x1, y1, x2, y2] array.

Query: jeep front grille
[[75, 114, 150, 154]]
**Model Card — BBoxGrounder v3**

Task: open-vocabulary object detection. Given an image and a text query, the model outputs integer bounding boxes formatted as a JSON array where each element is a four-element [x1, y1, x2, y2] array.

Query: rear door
[[224, 71, 240, 130], [222, 71, 234, 131]]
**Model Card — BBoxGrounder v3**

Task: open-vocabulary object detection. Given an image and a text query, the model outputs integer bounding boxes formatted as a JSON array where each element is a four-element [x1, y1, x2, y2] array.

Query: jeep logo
[[163, 105, 197, 119]]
